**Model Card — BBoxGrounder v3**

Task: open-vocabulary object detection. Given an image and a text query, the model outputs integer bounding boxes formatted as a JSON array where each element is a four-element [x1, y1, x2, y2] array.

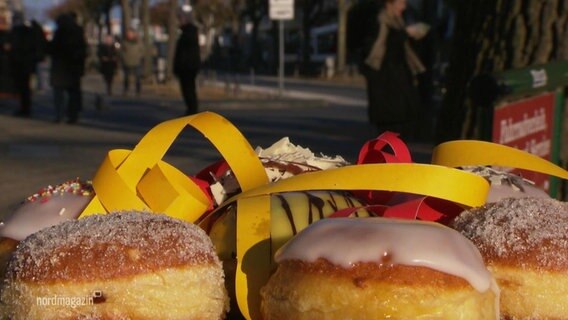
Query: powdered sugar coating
[[5, 211, 220, 283], [451, 197, 568, 270]]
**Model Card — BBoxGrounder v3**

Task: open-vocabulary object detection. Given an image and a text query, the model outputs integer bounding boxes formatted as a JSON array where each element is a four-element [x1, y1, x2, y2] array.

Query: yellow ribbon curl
[[79, 111, 269, 220], [432, 140, 568, 179]]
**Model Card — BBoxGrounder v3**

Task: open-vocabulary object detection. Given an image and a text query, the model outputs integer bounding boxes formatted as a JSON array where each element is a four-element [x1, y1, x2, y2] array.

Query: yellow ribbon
[[79, 112, 269, 221], [432, 140, 568, 179], [228, 163, 490, 319]]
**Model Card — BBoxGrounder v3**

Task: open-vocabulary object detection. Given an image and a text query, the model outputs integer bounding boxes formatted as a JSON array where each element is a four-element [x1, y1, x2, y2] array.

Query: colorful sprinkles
[[25, 178, 94, 203]]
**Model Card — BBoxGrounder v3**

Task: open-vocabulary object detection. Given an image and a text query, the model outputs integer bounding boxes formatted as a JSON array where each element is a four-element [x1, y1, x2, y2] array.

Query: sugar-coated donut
[[261, 217, 499, 319], [451, 197, 568, 319], [1, 211, 229, 320]]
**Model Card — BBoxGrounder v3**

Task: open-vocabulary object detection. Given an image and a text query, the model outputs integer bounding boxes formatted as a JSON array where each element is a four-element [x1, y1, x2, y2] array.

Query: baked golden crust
[[2, 265, 228, 320], [1, 211, 229, 320], [489, 263, 568, 320], [278, 259, 471, 289], [0, 237, 17, 280], [451, 197, 568, 271], [261, 259, 498, 320]]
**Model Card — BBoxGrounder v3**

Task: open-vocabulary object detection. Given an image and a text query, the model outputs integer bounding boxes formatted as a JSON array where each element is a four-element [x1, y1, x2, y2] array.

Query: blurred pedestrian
[[354, 0, 427, 140], [9, 14, 38, 117], [173, 13, 201, 115], [49, 12, 87, 124], [0, 13, 13, 97], [216, 28, 241, 95], [97, 34, 118, 95], [120, 29, 143, 96], [30, 19, 48, 92]]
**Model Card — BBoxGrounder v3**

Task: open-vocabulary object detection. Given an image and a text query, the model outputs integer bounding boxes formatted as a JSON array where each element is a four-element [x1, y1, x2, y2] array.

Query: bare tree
[[120, 0, 132, 34], [436, 0, 568, 142], [336, 0, 351, 75], [165, 0, 177, 82], [241, 0, 267, 72], [141, 0, 153, 79]]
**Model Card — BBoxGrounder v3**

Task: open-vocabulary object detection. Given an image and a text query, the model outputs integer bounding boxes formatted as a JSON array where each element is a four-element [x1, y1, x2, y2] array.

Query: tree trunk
[[141, 0, 153, 79], [120, 0, 132, 35], [165, 0, 178, 82], [336, 0, 350, 76], [435, 0, 567, 143], [301, 1, 314, 75], [105, 5, 112, 35]]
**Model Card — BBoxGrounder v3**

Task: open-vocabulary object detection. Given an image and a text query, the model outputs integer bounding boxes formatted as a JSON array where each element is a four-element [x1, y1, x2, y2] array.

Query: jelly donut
[[451, 197, 568, 319], [1, 211, 229, 320], [460, 166, 549, 203], [261, 217, 499, 319]]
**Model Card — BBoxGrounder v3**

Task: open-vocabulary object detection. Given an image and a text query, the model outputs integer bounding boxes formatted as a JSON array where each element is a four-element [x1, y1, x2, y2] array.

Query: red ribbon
[[349, 131, 464, 224]]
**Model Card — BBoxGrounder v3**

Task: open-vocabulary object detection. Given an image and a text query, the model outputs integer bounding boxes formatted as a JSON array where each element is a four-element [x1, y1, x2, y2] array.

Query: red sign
[[492, 92, 556, 191]]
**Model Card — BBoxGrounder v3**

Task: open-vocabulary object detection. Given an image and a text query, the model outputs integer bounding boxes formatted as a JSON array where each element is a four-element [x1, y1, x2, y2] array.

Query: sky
[[22, 0, 55, 22]]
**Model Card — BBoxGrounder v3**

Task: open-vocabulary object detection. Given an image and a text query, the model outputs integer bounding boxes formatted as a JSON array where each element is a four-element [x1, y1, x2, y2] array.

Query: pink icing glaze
[[1, 179, 94, 242], [0, 194, 93, 241]]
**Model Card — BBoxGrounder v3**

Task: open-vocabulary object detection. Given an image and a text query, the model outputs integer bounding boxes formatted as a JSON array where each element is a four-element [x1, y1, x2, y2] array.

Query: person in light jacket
[[120, 29, 143, 95]]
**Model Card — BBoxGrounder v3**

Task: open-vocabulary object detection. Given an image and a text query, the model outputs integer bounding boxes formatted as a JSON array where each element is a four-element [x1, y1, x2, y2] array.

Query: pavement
[[0, 72, 434, 217]]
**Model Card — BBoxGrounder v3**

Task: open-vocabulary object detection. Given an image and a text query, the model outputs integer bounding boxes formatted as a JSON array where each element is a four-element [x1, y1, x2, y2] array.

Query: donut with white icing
[[0, 179, 93, 279], [261, 217, 499, 319], [460, 166, 550, 203], [452, 197, 568, 319], [1, 211, 229, 320]]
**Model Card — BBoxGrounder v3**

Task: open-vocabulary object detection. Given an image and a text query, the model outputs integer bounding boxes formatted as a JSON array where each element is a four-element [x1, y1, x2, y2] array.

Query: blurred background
[[0, 0, 560, 142]]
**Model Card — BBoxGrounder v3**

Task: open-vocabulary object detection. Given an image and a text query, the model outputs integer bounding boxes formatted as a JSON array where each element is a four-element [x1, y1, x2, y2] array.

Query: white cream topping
[[275, 217, 495, 293], [0, 193, 92, 241], [209, 137, 348, 206], [255, 137, 348, 170]]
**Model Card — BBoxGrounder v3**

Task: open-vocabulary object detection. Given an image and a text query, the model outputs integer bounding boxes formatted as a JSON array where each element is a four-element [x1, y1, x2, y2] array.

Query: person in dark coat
[[173, 13, 201, 115], [350, 0, 427, 140], [9, 14, 39, 117], [49, 13, 87, 124], [97, 34, 118, 95]]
